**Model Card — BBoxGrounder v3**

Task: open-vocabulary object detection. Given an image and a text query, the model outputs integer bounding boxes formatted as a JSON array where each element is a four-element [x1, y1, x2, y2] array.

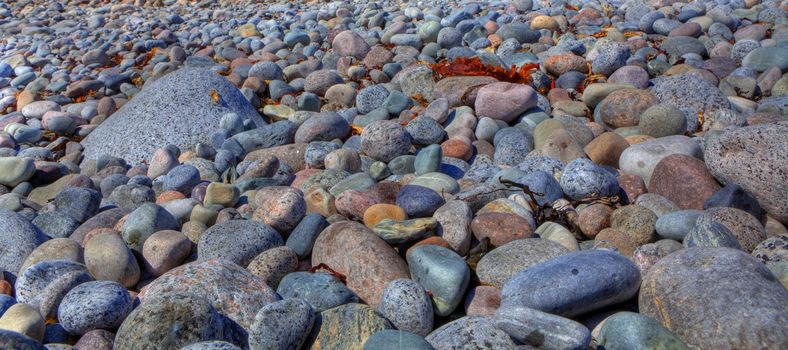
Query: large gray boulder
[[81, 68, 266, 164]]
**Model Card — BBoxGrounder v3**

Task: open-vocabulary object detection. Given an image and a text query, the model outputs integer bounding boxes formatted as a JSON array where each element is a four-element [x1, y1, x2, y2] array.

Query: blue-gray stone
[[496, 169, 562, 206], [494, 305, 591, 350], [396, 185, 445, 218], [198, 219, 283, 267], [493, 127, 533, 167], [0, 209, 49, 275], [81, 68, 266, 164], [50, 187, 101, 223], [0, 295, 14, 317], [356, 85, 390, 114], [14, 260, 89, 305], [407, 245, 469, 316], [248, 61, 284, 81], [559, 158, 619, 201], [591, 42, 631, 76], [286, 214, 328, 259], [276, 272, 358, 312], [388, 155, 416, 175], [405, 117, 446, 146], [383, 90, 413, 115], [228, 120, 296, 155], [58, 281, 133, 335], [31, 211, 79, 239], [414, 144, 442, 176], [294, 112, 350, 144], [501, 250, 641, 318], [249, 298, 315, 350], [655, 209, 703, 241], [377, 279, 434, 336], [364, 330, 435, 350], [163, 164, 201, 194]]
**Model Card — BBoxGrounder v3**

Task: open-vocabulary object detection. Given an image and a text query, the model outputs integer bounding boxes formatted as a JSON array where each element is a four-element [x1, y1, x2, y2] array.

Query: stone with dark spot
[[501, 250, 640, 318], [306, 303, 393, 350]]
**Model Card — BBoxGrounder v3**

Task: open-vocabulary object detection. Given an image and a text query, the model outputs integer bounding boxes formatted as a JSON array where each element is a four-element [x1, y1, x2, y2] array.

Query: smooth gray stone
[[501, 250, 641, 318]]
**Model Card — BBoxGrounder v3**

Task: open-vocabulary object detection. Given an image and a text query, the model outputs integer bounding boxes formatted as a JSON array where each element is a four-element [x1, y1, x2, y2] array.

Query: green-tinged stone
[[328, 172, 376, 197], [0, 157, 35, 188], [372, 218, 437, 244], [300, 169, 350, 192], [597, 312, 689, 350], [368, 161, 391, 180], [204, 183, 240, 207], [263, 105, 295, 122], [389, 155, 416, 175], [408, 172, 459, 196], [307, 303, 393, 350], [414, 144, 441, 176], [407, 245, 469, 317]]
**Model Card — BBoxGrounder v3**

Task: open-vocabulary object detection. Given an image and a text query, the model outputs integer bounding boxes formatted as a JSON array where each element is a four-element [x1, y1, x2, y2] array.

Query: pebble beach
[[0, 0, 787, 349]]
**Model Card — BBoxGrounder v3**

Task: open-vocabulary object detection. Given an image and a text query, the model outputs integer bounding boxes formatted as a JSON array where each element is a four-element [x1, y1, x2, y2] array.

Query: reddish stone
[[290, 168, 323, 190], [441, 139, 473, 161], [312, 221, 409, 307], [470, 212, 534, 247], [577, 203, 613, 239], [584, 132, 630, 168], [156, 191, 186, 204], [597, 89, 657, 128], [464, 286, 501, 316], [335, 189, 381, 220], [648, 154, 721, 210], [543, 53, 588, 76], [617, 173, 647, 203]]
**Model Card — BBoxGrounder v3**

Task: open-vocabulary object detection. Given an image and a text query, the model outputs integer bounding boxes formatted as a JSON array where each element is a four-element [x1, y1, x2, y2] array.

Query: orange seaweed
[[429, 56, 540, 84]]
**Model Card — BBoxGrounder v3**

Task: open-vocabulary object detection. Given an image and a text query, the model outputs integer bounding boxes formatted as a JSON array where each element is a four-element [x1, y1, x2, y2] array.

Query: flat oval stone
[[742, 47, 788, 72], [639, 247, 788, 349], [407, 245, 470, 316], [15, 260, 90, 305], [396, 185, 445, 218], [471, 212, 534, 247], [84, 232, 140, 288], [477, 238, 569, 288], [306, 303, 393, 349], [311, 221, 409, 307], [619, 135, 702, 185], [648, 154, 721, 210], [501, 250, 641, 318]]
